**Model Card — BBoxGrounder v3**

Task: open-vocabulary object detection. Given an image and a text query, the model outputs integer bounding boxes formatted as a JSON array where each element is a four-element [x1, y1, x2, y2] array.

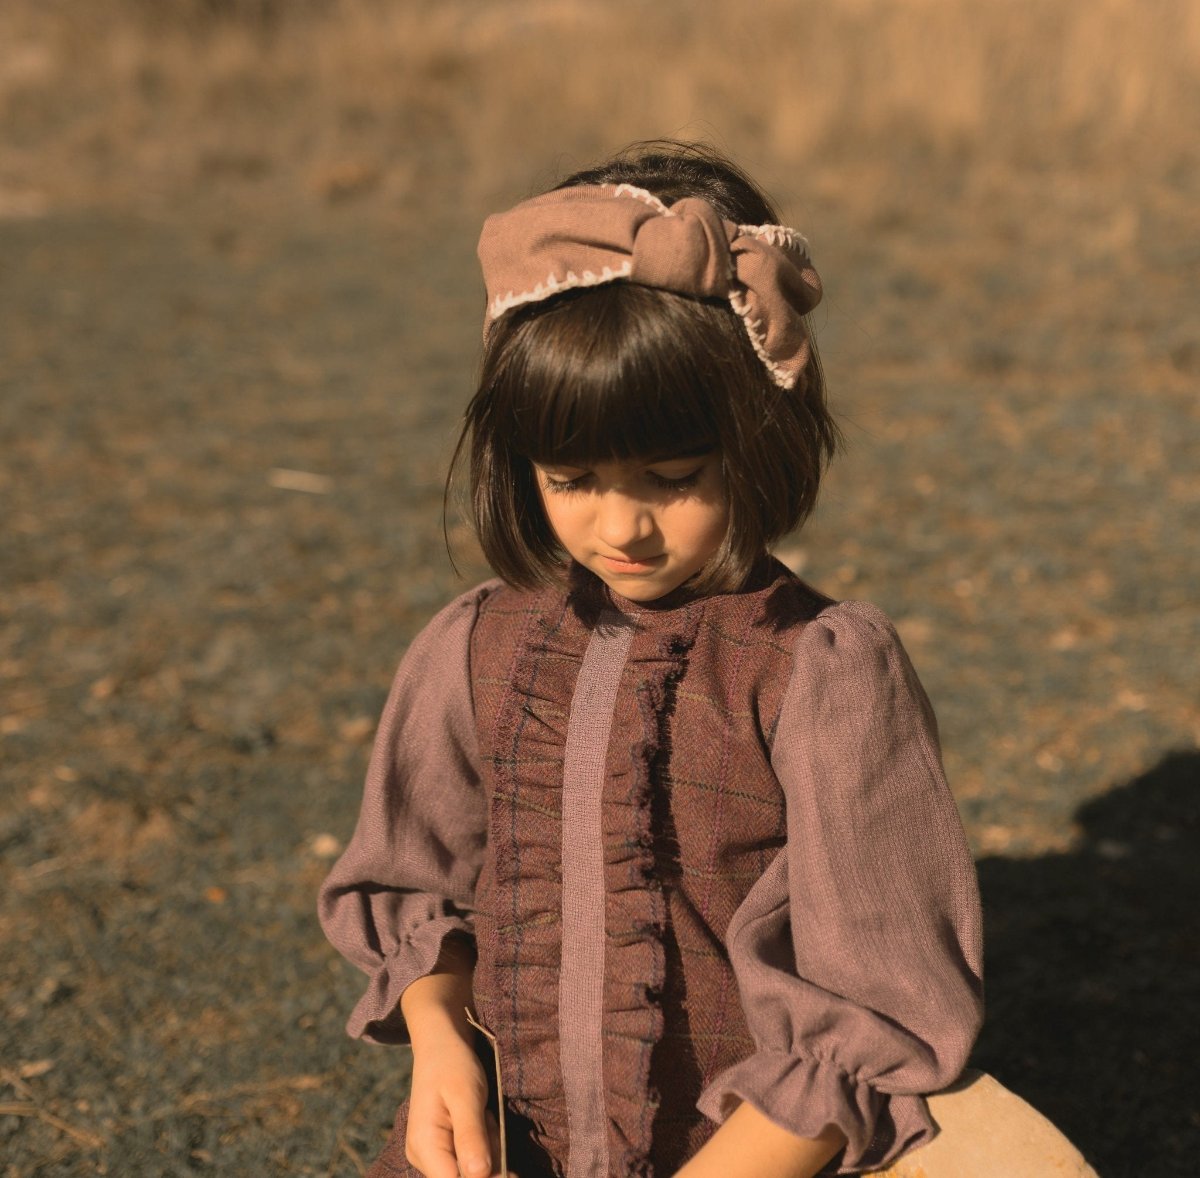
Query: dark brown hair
[[450, 140, 840, 593]]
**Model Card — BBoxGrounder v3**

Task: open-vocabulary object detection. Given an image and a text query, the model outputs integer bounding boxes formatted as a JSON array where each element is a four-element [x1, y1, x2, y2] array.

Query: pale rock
[[873, 1071, 1098, 1177]]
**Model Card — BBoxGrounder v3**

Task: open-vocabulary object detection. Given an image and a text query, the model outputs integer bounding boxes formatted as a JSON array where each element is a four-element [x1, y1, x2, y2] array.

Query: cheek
[[704, 504, 731, 548], [677, 501, 729, 556], [695, 469, 730, 551], [537, 490, 581, 546], [536, 489, 561, 538]]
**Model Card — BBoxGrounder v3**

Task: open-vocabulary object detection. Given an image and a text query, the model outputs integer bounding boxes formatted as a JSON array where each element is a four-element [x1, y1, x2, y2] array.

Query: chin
[[603, 574, 686, 602], [613, 583, 664, 601]]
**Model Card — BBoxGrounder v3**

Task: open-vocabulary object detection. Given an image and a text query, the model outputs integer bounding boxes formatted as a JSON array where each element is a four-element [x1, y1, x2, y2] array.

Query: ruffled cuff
[[697, 1051, 937, 1174], [345, 917, 474, 1045]]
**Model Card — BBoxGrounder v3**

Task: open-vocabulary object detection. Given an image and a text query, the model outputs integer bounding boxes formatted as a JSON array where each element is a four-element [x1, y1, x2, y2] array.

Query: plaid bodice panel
[[466, 566, 829, 1177]]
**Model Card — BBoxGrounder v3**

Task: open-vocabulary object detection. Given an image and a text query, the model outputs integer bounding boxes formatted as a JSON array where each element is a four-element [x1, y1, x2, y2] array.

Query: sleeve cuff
[[345, 917, 474, 1045], [697, 1051, 937, 1174]]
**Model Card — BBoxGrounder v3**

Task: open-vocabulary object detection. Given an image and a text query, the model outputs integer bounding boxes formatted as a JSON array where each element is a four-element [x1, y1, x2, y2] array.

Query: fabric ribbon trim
[[477, 184, 822, 390]]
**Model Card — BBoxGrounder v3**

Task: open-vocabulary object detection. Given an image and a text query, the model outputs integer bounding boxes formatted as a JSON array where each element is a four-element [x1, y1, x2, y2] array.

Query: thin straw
[[464, 1008, 507, 1178]]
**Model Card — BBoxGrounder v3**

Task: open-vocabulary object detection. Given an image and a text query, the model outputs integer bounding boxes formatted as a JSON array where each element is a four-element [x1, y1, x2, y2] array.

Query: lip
[[598, 553, 665, 574]]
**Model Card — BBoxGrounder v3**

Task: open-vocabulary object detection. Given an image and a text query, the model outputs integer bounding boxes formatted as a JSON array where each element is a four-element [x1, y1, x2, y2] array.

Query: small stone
[[268, 467, 333, 494], [1115, 688, 1148, 712], [310, 833, 341, 859], [338, 715, 376, 744], [89, 676, 117, 700]]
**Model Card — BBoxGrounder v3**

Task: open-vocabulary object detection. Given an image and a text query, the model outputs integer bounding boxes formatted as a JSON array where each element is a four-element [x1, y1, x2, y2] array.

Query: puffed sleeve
[[696, 601, 984, 1173], [318, 582, 499, 1045]]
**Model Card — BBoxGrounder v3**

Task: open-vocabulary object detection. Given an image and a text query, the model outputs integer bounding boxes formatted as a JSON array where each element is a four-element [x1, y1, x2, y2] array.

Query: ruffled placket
[[470, 572, 705, 1178], [595, 592, 703, 1178]]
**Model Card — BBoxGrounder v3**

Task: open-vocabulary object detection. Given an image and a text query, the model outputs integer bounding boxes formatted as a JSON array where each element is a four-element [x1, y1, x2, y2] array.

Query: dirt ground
[[2, 4, 1199, 1175]]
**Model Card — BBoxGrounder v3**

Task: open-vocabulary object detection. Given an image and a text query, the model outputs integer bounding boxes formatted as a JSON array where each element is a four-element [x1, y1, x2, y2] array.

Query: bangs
[[488, 284, 728, 466]]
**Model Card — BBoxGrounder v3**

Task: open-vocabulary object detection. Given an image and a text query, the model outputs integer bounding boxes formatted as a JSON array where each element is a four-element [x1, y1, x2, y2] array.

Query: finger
[[405, 1123, 460, 1178], [446, 1096, 493, 1178], [482, 1111, 518, 1178], [484, 1112, 507, 1178]]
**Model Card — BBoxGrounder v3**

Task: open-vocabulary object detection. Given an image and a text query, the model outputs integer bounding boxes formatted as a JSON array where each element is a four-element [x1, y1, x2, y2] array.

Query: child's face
[[532, 452, 728, 602]]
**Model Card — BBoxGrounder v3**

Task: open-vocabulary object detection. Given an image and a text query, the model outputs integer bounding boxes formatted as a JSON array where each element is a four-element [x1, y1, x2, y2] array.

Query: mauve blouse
[[319, 568, 984, 1175]]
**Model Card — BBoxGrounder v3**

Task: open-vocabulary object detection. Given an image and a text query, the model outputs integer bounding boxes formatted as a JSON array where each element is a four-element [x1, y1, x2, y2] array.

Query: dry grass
[[2, 0, 1198, 217]]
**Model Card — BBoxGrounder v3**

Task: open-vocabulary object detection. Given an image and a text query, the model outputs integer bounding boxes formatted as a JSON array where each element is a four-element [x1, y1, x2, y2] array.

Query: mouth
[[598, 553, 665, 574]]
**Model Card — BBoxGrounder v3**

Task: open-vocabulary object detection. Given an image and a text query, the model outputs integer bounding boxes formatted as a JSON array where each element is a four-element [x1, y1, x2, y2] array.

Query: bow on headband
[[477, 184, 822, 390]]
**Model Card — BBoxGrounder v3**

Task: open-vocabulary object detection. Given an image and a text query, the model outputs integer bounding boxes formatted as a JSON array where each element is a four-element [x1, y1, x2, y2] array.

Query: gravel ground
[[2, 160, 1198, 1176]]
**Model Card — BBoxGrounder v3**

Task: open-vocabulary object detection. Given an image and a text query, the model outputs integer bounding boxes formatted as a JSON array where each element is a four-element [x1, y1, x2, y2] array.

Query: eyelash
[[651, 470, 702, 492], [542, 477, 589, 496], [542, 470, 703, 496]]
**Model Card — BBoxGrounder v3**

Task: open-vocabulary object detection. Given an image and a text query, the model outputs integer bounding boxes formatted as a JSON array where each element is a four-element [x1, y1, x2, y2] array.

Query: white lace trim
[[738, 222, 811, 256], [611, 183, 672, 214], [730, 289, 796, 389], [489, 260, 635, 320]]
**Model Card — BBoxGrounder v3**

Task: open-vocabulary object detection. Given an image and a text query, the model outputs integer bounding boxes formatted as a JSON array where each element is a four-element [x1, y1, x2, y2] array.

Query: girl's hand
[[405, 1028, 510, 1178], [399, 943, 515, 1178]]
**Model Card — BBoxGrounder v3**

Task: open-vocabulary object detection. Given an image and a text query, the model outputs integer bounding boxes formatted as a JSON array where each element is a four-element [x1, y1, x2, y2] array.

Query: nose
[[594, 491, 654, 552]]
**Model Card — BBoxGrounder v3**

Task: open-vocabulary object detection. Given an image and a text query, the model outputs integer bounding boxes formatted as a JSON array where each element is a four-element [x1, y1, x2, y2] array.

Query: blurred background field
[[2, 1, 1198, 1175], [4, 0, 1200, 214]]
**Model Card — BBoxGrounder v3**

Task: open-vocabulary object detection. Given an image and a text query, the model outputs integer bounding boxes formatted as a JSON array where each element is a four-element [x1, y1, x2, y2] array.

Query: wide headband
[[476, 184, 822, 390]]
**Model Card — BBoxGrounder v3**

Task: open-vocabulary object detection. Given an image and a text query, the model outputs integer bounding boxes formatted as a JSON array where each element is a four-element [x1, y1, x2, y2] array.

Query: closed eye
[[535, 456, 711, 496], [648, 469, 702, 492], [541, 472, 593, 495]]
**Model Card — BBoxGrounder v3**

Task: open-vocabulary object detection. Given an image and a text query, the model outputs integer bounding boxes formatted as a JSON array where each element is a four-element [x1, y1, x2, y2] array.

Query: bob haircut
[[450, 141, 840, 594]]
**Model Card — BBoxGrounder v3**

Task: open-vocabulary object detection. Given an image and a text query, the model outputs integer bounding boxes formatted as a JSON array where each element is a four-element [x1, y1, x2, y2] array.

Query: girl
[[319, 142, 983, 1178]]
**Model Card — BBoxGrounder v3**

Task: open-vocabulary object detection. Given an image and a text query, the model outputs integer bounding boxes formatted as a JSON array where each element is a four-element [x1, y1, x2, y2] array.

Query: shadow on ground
[[973, 749, 1200, 1175]]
